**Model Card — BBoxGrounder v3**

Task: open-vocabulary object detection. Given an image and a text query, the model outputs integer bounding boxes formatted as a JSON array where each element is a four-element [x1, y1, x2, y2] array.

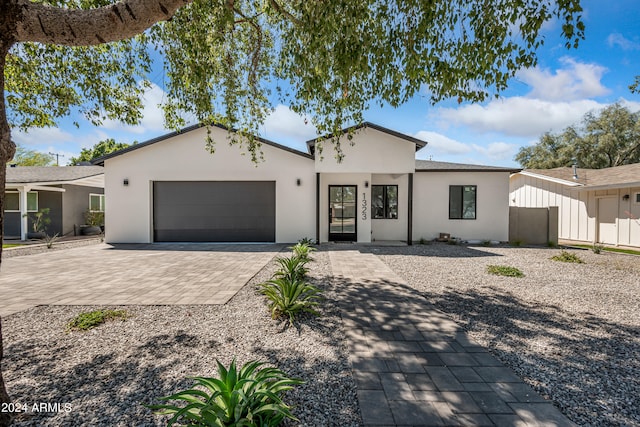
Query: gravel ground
[[373, 243, 640, 427], [2, 249, 361, 426], [2, 237, 102, 258]]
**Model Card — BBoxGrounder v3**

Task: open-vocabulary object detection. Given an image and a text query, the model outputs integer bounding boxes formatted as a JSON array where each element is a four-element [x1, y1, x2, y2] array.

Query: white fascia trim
[[517, 170, 583, 187], [5, 184, 66, 192], [582, 181, 640, 191], [67, 175, 105, 188]]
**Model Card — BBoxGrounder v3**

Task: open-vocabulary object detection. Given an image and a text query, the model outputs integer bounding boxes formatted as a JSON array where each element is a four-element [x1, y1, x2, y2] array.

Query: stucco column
[[19, 186, 28, 240]]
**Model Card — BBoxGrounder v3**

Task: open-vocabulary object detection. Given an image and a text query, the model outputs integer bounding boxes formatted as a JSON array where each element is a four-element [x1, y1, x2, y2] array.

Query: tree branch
[[13, 0, 192, 46], [268, 0, 300, 25]]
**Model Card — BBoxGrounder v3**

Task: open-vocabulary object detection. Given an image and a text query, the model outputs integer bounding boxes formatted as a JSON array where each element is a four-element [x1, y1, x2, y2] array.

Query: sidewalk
[[329, 249, 575, 426]]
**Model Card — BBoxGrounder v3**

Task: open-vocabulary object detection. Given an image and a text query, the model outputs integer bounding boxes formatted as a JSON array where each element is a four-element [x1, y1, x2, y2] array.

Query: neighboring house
[[510, 164, 640, 248], [94, 122, 516, 244], [4, 166, 105, 239]]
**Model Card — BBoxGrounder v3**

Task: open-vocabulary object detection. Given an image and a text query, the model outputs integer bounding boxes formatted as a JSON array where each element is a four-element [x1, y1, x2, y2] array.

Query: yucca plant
[[297, 237, 316, 246], [147, 359, 303, 427], [288, 242, 316, 263], [274, 255, 309, 282], [260, 278, 322, 325]]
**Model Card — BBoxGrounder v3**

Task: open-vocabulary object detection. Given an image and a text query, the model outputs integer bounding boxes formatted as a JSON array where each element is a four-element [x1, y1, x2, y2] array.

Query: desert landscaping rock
[[375, 243, 640, 427], [3, 243, 639, 426], [3, 250, 360, 426]]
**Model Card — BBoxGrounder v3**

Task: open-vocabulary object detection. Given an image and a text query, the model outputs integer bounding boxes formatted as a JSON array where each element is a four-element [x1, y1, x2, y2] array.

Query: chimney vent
[[572, 164, 578, 180]]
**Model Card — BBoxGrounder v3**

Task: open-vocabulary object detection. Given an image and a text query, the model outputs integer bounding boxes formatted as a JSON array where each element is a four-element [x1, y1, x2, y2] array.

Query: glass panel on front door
[[329, 185, 357, 241]]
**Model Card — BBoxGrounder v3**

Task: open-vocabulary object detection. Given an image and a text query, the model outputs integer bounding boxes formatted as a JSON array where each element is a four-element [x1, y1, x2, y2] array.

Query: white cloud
[[620, 99, 640, 112], [517, 58, 608, 101], [100, 82, 167, 134], [472, 142, 518, 161], [607, 33, 640, 51], [262, 104, 317, 141], [413, 130, 517, 163], [12, 127, 75, 147], [432, 58, 617, 138], [437, 97, 604, 137], [414, 131, 472, 155]]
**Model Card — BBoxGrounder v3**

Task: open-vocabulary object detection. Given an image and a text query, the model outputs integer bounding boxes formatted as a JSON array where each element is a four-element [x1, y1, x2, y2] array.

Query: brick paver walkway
[[0, 243, 281, 317], [330, 249, 576, 426]]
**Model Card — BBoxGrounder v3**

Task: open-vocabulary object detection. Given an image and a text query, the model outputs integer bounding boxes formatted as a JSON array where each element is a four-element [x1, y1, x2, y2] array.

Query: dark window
[[449, 185, 476, 219], [372, 185, 398, 219], [5, 192, 19, 211]]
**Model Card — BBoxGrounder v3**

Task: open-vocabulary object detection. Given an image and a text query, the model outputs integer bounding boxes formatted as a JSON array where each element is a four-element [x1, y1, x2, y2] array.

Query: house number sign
[[361, 192, 367, 220]]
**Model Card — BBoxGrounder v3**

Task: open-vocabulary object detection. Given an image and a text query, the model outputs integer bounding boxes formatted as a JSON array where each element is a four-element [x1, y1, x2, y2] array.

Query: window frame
[[634, 192, 640, 205], [26, 191, 38, 212], [4, 191, 38, 212], [89, 193, 105, 212], [5, 191, 20, 212], [449, 185, 477, 220], [371, 185, 399, 219]]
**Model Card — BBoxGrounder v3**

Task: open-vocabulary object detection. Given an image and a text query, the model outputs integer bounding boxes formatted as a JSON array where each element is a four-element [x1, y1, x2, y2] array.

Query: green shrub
[[147, 359, 302, 427], [297, 237, 316, 246], [84, 210, 104, 226], [481, 240, 492, 247], [289, 242, 316, 262], [551, 250, 584, 264], [44, 233, 60, 249], [274, 255, 309, 282], [66, 309, 128, 331], [592, 242, 604, 254], [510, 239, 523, 247], [260, 278, 322, 325], [487, 265, 524, 278]]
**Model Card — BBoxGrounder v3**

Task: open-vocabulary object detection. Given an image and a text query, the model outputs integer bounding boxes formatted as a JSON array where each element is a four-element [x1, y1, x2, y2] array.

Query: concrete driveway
[[0, 243, 282, 317]]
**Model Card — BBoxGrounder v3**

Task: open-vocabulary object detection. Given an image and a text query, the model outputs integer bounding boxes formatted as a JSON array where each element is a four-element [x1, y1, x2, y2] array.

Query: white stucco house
[[94, 122, 516, 244], [510, 164, 640, 248]]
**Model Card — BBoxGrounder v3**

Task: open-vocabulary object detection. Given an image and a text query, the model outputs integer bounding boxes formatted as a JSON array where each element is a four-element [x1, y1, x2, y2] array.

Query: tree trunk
[[0, 37, 17, 427]]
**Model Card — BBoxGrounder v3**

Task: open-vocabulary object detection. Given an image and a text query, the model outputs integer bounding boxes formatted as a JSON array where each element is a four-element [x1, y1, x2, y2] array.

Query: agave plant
[[273, 255, 309, 282], [260, 277, 322, 325], [288, 242, 316, 263], [147, 359, 303, 427]]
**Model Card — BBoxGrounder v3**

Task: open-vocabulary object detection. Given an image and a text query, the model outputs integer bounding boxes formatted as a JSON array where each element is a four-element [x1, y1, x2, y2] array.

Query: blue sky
[[12, 0, 640, 167]]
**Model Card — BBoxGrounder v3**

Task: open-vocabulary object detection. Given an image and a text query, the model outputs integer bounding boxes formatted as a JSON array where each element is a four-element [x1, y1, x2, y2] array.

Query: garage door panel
[[153, 181, 275, 242]]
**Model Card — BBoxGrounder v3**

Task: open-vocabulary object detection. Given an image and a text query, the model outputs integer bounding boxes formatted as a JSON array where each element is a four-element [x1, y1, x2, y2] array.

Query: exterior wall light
[[123, 178, 129, 186], [623, 194, 630, 201], [365, 181, 369, 188], [296, 178, 301, 186]]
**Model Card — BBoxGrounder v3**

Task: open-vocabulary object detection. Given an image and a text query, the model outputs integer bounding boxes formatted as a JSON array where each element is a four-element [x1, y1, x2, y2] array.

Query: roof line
[[517, 170, 584, 187], [305, 122, 428, 154], [416, 167, 521, 173], [92, 122, 313, 165]]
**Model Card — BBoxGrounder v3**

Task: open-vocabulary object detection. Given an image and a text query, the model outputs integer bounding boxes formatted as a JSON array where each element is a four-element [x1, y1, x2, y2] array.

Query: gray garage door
[[153, 181, 276, 242]]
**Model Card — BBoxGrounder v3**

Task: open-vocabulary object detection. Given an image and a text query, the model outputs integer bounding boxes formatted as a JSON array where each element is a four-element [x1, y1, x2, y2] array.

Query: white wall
[[510, 173, 640, 247], [314, 128, 416, 173], [318, 173, 371, 243], [104, 126, 315, 243], [413, 172, 510, 241], [371, 173, 408, 241]]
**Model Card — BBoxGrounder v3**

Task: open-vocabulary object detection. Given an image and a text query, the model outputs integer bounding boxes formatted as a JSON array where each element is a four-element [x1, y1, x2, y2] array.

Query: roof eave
[[92, 123, 313, 165], [306, 122, 428, 155], [417, 168, 520, 173], [516, 170, 584, 187], [582, 182, 640, 191]]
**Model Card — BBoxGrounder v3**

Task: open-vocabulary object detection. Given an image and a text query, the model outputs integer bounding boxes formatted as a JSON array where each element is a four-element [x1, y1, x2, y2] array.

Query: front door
[[329, 185, 357, 241]]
